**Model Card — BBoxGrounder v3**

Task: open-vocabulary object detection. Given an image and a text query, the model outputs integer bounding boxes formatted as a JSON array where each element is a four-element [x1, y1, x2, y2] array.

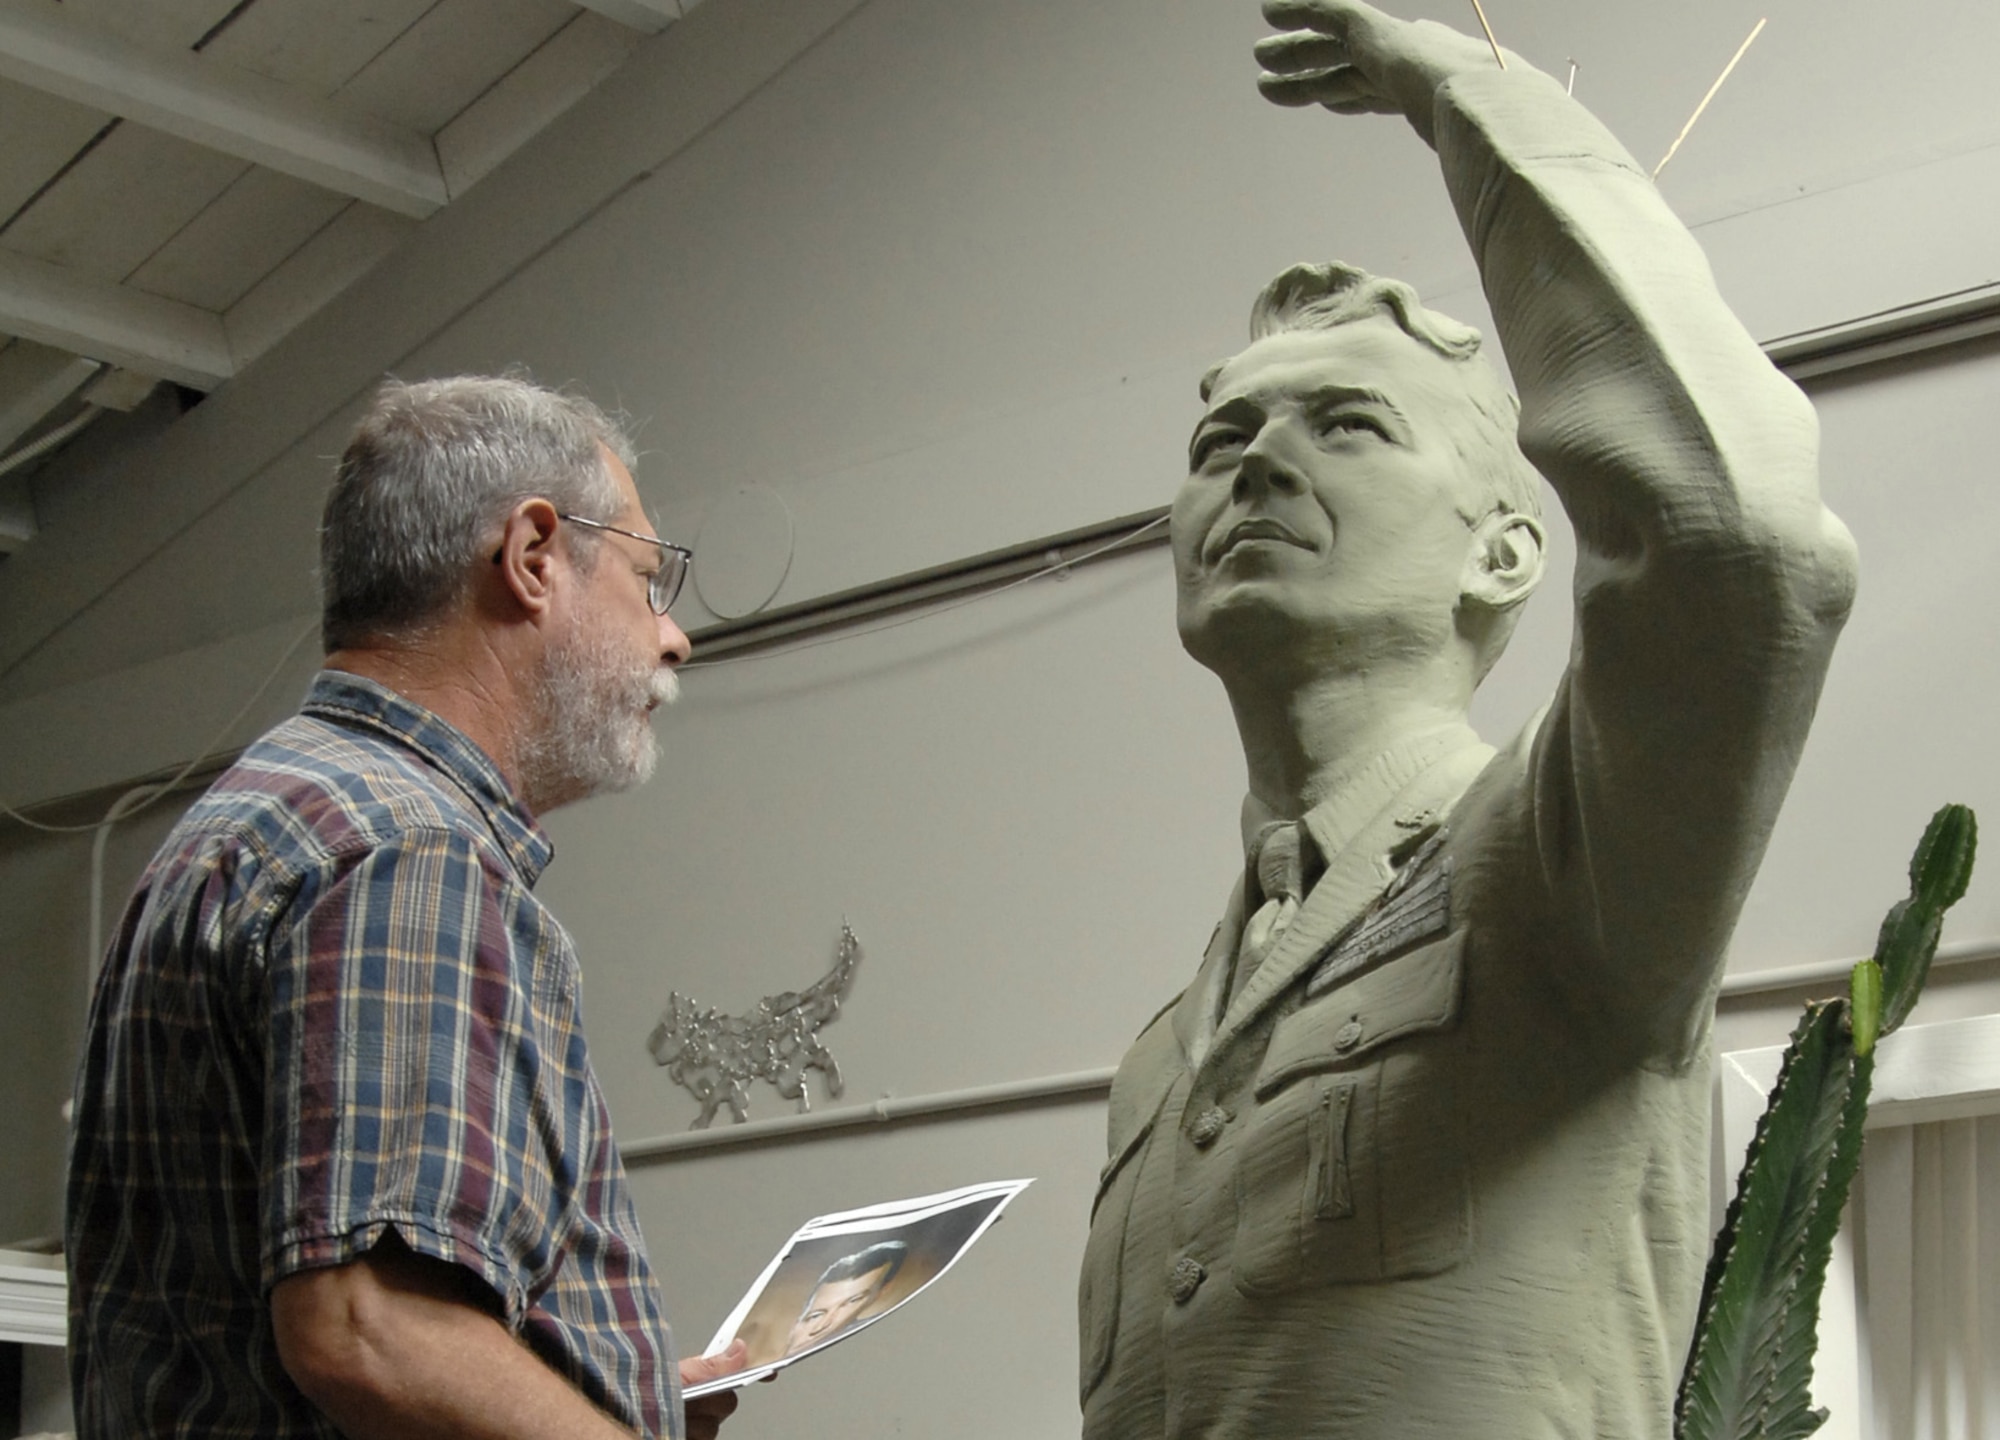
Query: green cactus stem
[[1848, 960, 1882, 1060], [1674, 804, 1975, 1440], [1877, 805, 1976, 1034]]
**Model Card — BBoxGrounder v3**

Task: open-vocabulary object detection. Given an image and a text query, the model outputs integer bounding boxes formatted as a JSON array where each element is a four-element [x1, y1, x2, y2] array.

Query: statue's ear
[[1461, 511, 1545, 612]]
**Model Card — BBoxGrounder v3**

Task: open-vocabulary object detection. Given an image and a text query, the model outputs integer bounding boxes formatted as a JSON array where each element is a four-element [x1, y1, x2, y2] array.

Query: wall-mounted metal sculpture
[[647, 922, 861, 1129]]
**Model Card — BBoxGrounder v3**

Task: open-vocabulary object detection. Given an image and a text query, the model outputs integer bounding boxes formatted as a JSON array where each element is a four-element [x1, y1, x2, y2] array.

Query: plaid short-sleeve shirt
[[66, 671, 681, 1438]]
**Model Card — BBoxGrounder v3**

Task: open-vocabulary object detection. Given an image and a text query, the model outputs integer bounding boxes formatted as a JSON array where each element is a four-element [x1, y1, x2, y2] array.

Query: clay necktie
[[1229, 820, 1313, 1006]]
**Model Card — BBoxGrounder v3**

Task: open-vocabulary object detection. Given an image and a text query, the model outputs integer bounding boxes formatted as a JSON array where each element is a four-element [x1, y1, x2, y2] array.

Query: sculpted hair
[[1204, 261, 1544, 525], [320, 374, 634, 652]]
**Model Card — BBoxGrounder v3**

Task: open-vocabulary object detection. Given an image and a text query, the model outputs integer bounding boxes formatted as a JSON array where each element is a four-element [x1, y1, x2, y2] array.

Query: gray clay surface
[[1078, 5, 1859, 1437]]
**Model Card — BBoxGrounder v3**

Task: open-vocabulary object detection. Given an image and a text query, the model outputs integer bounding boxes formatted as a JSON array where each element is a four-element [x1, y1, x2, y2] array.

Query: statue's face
[[1172, 318, 1487, 678]]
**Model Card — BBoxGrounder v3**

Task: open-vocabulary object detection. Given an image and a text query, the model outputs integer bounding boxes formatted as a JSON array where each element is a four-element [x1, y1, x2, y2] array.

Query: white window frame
[[0, 1247, 64, 1345]]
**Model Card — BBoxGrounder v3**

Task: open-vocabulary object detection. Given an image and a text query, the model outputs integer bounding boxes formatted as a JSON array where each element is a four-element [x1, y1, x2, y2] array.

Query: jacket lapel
[[1175, 875, 1246, 1070], [1102, 875, 1246, 1163]]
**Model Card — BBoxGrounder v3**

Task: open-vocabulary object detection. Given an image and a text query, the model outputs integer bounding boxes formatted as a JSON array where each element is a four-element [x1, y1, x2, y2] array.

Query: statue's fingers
[[1258, 66, 1377, 109], [1253, 31, 1349, 74], [1261, 0, 1349, 35], [1321, 97, 1395, 117], [1263, 0, 1400, 40]]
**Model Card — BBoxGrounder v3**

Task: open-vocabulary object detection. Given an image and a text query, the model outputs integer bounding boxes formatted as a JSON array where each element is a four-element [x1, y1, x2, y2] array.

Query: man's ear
[[491, 498, 563, 618], [1461, 510, 1545, 613]]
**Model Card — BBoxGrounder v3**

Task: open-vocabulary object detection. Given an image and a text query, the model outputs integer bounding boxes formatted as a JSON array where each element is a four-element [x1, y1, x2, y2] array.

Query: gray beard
[[517, 611, 677, 812]]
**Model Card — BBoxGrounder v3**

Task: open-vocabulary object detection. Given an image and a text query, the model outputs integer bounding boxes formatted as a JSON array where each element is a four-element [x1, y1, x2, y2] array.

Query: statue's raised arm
[[1254, 0, 1860, 1037], [1080, 6, 1857, 1439]]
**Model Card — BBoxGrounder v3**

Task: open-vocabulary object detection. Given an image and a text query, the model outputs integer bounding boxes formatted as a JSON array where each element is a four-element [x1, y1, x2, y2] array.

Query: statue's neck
[[1225, 666, 1474, 818]]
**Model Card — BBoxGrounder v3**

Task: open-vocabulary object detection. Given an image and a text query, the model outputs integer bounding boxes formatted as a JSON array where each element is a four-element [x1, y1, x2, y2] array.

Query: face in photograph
[[784, 1241, 907, 1356]]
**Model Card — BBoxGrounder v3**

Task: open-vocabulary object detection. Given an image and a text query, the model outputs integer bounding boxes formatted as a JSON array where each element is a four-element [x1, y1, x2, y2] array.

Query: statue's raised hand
[[1256, 0, 1518, 147]]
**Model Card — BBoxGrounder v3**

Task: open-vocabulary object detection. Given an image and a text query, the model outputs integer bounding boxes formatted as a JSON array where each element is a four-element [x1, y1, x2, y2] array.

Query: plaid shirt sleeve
[[259, 824, 676, 1432]]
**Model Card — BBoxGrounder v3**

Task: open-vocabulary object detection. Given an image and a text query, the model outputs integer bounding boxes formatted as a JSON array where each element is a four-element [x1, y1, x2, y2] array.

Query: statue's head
[[1173, 262, 1545, 696]]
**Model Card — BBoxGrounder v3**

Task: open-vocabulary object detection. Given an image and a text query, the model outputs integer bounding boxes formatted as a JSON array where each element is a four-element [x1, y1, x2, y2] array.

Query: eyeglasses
[[558, 513, 692, 614]]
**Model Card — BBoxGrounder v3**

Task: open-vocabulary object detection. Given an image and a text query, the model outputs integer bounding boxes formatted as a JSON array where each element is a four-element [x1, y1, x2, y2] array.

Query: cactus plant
[[1674, 804, 1977, 1440]]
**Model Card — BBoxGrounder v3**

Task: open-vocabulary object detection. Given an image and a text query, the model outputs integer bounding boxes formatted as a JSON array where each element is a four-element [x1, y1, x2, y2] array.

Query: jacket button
[[1333, 1018, 1364, 1051], [1189, 1106, 1230, 1147], [1168, 1256, 1206, 1304]]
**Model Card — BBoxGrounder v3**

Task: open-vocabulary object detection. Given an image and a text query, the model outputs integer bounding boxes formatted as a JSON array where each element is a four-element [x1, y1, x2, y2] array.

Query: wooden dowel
[[1469, 0, 1506, 69], [1654, 17, 1768, 179]]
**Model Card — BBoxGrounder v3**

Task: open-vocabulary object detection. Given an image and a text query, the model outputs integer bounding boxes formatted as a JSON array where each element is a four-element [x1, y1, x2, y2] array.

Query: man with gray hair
[[1079, 3, 1857, 1437], [67, 375, 744, 1438]]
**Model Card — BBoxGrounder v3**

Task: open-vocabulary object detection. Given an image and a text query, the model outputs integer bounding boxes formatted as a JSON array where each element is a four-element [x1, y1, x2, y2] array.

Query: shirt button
[[1168, 1256, 1207, 1304], [1188, 1106, 1230, 1147], [1333, 1018, 1365, 1051]]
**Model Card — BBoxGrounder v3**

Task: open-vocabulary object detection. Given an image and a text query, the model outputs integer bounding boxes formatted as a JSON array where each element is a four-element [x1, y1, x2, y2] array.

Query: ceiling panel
[[0, 0, 662, 592], [337, 0, 577, 135], [58, 0, 247, 53], [0, 123, 250, 283], [434, 12, 641, 197], [201, 0, 439, 95], [0, 78, 112, 226], [222, 200, 414, 365], [125, 166, 352, 312]]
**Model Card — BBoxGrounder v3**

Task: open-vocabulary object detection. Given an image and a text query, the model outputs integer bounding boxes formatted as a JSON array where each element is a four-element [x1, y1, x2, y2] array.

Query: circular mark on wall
[[694, 483, 796, 619]]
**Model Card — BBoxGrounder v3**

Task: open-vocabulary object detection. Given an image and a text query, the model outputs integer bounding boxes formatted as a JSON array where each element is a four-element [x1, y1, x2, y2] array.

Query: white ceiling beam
[[0, 251, 232, 391], [0, 341, 102, 452], [0, 0, 447, 217], [570, 0, 680, 36]]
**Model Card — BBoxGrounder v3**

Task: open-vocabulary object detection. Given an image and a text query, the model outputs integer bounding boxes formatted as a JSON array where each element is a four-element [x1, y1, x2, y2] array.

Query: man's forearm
[[272, 1240, 638, 1440]]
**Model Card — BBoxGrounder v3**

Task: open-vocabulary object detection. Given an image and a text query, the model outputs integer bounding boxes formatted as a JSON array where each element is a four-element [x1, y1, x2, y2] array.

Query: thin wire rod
[[1468, 0, 1506, 69], [1654, 17, 1767, 179]]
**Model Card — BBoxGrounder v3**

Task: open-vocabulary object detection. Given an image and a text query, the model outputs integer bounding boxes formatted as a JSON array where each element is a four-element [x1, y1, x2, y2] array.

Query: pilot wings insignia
[[1305, 828, 1453, 999]]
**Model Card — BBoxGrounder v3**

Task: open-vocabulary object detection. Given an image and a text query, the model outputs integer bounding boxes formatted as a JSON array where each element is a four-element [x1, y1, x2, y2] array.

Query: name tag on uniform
[[1305, 831, 1453, 999]]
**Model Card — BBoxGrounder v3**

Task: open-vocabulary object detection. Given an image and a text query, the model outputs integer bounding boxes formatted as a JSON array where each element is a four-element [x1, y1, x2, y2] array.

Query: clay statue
[[1077, 4, 1859, 1438]]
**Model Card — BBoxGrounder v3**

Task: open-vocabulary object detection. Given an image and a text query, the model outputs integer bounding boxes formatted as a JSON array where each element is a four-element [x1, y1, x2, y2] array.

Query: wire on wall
[[681, 507, 1171, 670], [0, 617, 320, 838], [0, 406, 104, 482], [0, 617, 315, 1001]]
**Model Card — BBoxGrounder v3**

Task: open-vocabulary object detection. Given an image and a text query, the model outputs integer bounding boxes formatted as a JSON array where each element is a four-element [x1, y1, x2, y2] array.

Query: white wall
[[5, 0, 2000, 1434]]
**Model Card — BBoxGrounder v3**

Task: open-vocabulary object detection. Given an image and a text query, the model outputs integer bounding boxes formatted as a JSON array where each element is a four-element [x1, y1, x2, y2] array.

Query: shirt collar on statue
[[1237, 721, 1484, 873], [302, 669, 555, 884]]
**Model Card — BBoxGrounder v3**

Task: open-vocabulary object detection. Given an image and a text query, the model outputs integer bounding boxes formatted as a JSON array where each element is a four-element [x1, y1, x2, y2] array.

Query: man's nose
[[658, 610, 693, 665], [1233, 431, 1306, 504]]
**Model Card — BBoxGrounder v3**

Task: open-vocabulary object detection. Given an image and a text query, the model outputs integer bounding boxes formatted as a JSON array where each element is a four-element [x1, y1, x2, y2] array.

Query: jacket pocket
[[1232, 931, 1471, 1294]]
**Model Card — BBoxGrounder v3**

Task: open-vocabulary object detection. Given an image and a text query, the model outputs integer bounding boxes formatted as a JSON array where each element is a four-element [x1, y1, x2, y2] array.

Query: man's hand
[[678, 1341, 749, 1440], [1254, 0, 1518, 146]]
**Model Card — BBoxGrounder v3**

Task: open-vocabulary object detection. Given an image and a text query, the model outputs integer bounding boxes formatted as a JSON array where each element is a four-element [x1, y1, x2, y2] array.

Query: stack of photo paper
[[684, 1178, 1034, 1396]]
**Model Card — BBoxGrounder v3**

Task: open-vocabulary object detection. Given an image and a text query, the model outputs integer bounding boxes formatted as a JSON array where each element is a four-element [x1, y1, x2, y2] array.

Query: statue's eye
[[1315, 410, 1390, 441], [1192, 429, 1247, 468]]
